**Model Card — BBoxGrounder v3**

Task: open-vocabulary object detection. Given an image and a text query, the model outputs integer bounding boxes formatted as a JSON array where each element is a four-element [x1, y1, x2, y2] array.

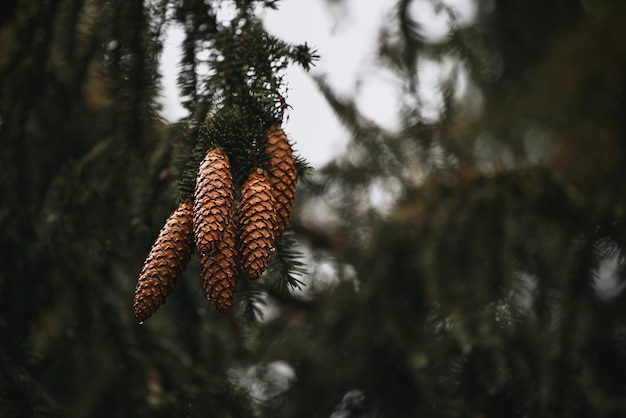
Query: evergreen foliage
[[0, 0, 311, 415], [2, 0, 626, 417], [277, 1, 626, 416]]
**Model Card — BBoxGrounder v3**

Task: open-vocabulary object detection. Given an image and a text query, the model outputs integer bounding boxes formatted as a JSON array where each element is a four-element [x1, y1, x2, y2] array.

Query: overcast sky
[[158, 0, 475, 168]]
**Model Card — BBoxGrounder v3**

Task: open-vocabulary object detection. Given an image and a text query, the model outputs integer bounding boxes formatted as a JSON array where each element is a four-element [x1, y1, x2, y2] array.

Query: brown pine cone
[[193, 147, 234, 256], [265, 125, 296, 242], [199, 205, 238, 313], [133, 201, 194, 323], [238, 169, 277, 280]]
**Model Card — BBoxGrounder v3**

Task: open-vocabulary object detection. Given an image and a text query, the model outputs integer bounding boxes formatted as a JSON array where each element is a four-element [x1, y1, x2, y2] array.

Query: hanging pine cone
[[193, 147, 234, 256], [238, 169, 276, 280], [265, 125, 296, 242], [133, 200, 194, 323], [199, 206, 238, 313]]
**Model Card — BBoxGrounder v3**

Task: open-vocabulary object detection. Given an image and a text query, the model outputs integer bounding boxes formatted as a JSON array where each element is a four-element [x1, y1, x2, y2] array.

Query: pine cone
[[199, 206, 238, 313], [265, 125, 296, 242], [193, 147, 234, 256], [133, 201, 194, 323], [238, 169, 276, 280]]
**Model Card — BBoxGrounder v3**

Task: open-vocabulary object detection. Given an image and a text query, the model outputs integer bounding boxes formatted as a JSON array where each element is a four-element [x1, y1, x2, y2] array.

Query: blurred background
[[2, 0, 626, 416]]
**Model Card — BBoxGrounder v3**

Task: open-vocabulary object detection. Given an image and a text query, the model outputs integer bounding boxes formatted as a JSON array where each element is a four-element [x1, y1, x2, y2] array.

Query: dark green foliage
[[257, 0, 626, 416], [268, 229, 307, 294], [177, 108, 270, 200], [173, 0, 317, 126], [0, 0, 309, 416], [179, 107, 310, 198], [172, 4, 316, 291]]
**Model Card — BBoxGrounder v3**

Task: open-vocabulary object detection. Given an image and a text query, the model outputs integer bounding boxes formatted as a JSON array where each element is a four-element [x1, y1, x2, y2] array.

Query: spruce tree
[[3, 0, 626, 417], [261, 0, 626, 416], [0, 0, 313, 416]]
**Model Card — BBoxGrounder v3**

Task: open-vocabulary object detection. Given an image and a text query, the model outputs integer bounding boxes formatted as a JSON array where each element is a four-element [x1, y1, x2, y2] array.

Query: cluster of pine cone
[[133, 125, 296, 322]]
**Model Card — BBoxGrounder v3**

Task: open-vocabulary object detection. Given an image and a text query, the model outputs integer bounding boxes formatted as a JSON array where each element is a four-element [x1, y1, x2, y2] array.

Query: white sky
[[158, 0, 476, 168]]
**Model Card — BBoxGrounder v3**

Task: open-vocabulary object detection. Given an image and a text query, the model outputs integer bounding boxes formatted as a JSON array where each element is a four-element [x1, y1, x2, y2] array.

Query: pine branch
[[268, 229, 307, 295]]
